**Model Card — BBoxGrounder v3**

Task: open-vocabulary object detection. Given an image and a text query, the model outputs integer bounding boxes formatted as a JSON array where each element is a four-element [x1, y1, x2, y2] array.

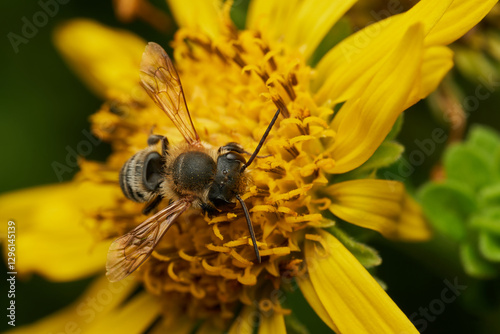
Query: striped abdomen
[[119, 148, 163, 203]]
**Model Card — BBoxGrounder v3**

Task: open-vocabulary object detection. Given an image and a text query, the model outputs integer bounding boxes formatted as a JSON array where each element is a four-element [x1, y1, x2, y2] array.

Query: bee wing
[[140, 42, 200, 146], [106, 199, 192, 282]]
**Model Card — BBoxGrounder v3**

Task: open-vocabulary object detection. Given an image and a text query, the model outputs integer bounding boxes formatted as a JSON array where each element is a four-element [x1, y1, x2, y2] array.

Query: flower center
[[85, 24, 335, 323]]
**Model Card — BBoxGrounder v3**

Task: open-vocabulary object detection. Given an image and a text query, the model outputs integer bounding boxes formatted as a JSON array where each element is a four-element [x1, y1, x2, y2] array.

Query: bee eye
[[226, 152, 246, 164]]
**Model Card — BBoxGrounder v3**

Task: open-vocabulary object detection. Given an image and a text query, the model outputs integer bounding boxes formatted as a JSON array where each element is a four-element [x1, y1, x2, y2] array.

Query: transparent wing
[[140, 42, 200, 146], [106, 199, 191, 282]]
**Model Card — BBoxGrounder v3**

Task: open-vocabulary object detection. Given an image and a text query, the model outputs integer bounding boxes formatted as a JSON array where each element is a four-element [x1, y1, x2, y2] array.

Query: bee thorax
[[172, 151, 216, 194]]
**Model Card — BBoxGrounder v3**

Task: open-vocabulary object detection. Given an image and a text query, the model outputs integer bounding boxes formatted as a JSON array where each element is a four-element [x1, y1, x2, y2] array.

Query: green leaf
[[284, 315, 311, 334], [487, 30, 500, 61], [418, 181, 476, 241], [385, 114, 404, 141], [334, 141, 404, 183], [359, 141, 404, 172], [494, 148, 500, 179], [455, 47, 499, 83], [478, 183, 500, 209], [479, 232, 500, 262], [328, 226, 381, 268], [470, 207, 500, 236], [443, 144, 494, 191], [460, 242, 498, 279], [466, 125, 500, 163]]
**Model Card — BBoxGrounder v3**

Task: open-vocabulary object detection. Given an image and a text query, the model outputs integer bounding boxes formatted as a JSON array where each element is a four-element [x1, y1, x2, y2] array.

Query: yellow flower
[[1, 0, 496, 333]]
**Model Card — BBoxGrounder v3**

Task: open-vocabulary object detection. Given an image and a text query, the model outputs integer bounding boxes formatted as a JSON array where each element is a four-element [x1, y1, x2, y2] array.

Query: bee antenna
[[236, 194, 261, 263], [241, 109, 281, 172]]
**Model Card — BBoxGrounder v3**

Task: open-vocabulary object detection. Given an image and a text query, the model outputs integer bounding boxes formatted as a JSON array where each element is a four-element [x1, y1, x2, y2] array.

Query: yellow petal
[[314, 0, 496, 104], [325, 179, 430, 241], [247, 0, 299, 42], [228, 306, 256, 334], [85, 292, 160, 333], [257, 311, 286, 334], [288, 0, 359, 60], [296, 274, 339, 333], [313, 0, 453, 104], [396, 193, 432, 241], [425, 0, 498, 46], [167, 0, 222, 39], [54, 19, 145, 99], [325, 23, 424, 174], [248, 0, 357, 60], [149, 319, 195, 334], [405, 46, 454, 108], [302, 229, 418, 333], [326, 179, 404, 236], [0, 182, 114, 281], [5, 275, 137, 334]]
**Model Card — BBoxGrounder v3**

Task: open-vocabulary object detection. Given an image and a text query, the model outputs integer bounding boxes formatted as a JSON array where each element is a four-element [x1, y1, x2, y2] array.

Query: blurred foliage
[[2, 0, 500, 333], [419, 126, 500, 279]]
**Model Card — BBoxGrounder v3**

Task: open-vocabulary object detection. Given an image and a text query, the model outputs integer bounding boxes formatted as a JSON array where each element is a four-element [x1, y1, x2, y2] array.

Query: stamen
[[280, 77, 297, 101]]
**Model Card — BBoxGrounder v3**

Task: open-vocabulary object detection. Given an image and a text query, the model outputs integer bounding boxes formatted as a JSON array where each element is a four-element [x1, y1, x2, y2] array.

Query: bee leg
[[147, 134, 169, 156], [200, 202, 219, 216], [147, 134, 165, 146], [142, 195, 163, 215], [161, 137, 169, 156]]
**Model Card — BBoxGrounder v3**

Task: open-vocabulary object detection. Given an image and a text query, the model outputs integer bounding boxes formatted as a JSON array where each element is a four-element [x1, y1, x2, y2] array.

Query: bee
[[106, 42, 281, 282]]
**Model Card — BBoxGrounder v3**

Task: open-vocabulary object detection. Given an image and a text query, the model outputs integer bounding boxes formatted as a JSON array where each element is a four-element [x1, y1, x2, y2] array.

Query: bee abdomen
[[119, 149, 163, 203]]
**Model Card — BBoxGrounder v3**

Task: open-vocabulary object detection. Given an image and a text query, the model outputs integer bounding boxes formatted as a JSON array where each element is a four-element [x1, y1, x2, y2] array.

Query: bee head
[[208, 151, 246, 211]]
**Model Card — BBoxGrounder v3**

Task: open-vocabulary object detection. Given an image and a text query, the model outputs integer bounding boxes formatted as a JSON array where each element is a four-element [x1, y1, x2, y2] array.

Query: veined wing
[[140, 42, 200, 146], [106, 199, 192, 282]]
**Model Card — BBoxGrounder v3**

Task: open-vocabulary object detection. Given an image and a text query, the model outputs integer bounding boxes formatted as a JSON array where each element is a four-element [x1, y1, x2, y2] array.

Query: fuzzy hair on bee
[[161, 142, 227, 210]]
